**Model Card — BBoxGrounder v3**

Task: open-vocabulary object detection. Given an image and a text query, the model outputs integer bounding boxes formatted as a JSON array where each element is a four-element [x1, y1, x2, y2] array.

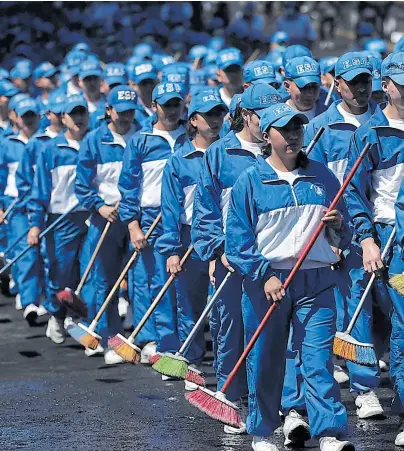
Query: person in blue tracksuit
[[344, 52, 404, 447], [283, 56, 328, 121], [0, 97, 41, 324], [219, 92, 242, 138], [300, 52, 384, 418], [243, 60, 278, 90], [191, 83, 282, 435], [0, 80, 20, 140], [27, 94, 90, 345], [118, 82, 187, 369], [75, 85, 141, 364], [156, 89, 227, 388], [215, 48, 244, 108], [225, 103, 353, 451]]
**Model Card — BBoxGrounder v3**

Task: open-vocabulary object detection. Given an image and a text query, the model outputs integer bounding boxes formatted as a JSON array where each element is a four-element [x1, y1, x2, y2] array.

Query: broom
[[388, 229, 404, 295], [108, 245, 194, 362], [0, 227, 30, 275], [56, 202, 119, 317], [304, 126, 325, 156], [0, 202, 79, 277], [334, 226, 396, 365], [185, 142, 372, 428], [324, 80, 335, 107], [66, 212, 162, 350], [152, 271, 233, 385]]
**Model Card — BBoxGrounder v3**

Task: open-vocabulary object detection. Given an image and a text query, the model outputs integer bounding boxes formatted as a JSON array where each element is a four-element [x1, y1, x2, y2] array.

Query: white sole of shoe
[[224, 424, 247, 435], [356, 408, 384, 419]]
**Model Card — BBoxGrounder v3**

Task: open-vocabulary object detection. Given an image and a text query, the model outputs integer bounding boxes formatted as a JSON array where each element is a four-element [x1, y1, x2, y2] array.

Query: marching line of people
[[3, 34, 404, 451]]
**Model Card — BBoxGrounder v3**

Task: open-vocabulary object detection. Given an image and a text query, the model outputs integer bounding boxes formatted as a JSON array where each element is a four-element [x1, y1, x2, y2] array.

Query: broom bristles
[[186, 387, 242, 428], [185, 366, 206, 387], [149, 353, 163, 365], [108, 334, 141, 363], [152, 353, 188, 379], [66, 322, 100, 350], [56, 288, 88, 318], [390, 274, 404, 296], [334, 333, 377, 366]]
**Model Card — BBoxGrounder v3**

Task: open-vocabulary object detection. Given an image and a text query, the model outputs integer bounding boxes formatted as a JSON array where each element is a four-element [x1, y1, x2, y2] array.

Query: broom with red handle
[[186, 142, 371, 428]]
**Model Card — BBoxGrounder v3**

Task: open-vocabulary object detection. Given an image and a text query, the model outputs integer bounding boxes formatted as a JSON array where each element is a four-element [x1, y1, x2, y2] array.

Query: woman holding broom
[[225, 102, 354, 451], [191, 83, 282, 434], [156, 89, 227, 390]]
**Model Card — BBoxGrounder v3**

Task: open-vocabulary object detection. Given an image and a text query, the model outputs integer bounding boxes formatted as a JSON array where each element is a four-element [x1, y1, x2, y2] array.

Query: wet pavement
[[0, 294, 401, 451]]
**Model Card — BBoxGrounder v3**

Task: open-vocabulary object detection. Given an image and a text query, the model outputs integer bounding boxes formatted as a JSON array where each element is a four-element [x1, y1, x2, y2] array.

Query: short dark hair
[[230, 104, 244, 132]]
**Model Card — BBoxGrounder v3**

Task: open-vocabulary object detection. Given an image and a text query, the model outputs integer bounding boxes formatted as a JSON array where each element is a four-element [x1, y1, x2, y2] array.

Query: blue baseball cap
[[79, 60, 102, 79], [216, 48, 244, 71], [381, 52, 404, 85], [10, 61, 32, 80], [188, 89, 226, 117], [15, 97, 39, 116], [64, 95, 88, 114], [370, 57, 382, 91], [335, 52, 373, 81], [9, 93, 29, 111], [259, 103, 308, 132], [205, 49, 218, 66], [240, 84, 282, 116], [190, 69, 207, 86], [152, 82, 185, 105], [364, 38, 387, 55], [33, 62, 58, 81], [282, 45, 312, 67], [161, 65, 190, 86], [47, 91, 66, 114], [72, 42, 90, 53], [285, 56, 320, 87], [271, 31, 289, 45], [244, 60, 276, 85], [208, 36, 225, 52], [103, 63, 127, 86], [132, 43, 153, 59], [189, 45, 208, 62], [151, 54, 175, 72], [0, 68, 9, 80], [229, 93, 242, 116], [107, 85, 138, 112], [319, 56, 338, 75], [205, 64, 218, 82], [0, 80, 19, 97], [130, 62, 158, 84], [66, 50, 87, 76]]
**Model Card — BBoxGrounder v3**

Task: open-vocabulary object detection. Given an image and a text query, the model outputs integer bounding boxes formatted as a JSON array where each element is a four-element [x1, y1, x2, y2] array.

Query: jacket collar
[[257, 154, 316, 183], [9, 133, 28, 144], [327, 99, 379, 126], [55, 132, 85, 151], [181, 139, 206, 157]]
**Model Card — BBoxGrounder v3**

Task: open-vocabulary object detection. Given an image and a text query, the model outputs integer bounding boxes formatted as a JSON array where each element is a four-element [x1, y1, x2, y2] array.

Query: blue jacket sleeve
[[75, 135, 105, 213], [15, 138, 37, 208], [156, 154, 185, 256], [191, 148, 225, 261], [0, 139, 8, 210], [118, 138, 142, 224], [225, 172, 274, 281], [343, 131, 377, 243], [396, 179, 404, 249], [28, 144, 52, 228]]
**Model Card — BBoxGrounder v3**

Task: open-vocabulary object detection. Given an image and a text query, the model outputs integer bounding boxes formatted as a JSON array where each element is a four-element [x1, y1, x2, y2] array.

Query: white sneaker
[[162, 374, 178, 381], [118, 297, 129, 317], [252, 436, 279, 451], [64, 316, 74, 329], [283, 409, 310, 446], [334, 365, 349, 384], [319, 437, 355, 451], [184, 364, 202, 391], [15, 293, 22, 310], [36, 304, 48, 317], [140, 341, 157, 364], [379, 359, 388, 372], [23, 304, 38, 326], [355, 390, 384, 419], [84, 344, 104, 357], [395, 422, 404, 446], [104, 349, 125, 365], [46, 316, 66, 344], [224, 397, 247, 434]]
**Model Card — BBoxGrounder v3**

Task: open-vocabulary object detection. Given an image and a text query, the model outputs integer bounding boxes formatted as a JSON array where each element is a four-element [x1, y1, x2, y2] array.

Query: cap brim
[[43, 68, 59, 78], [18, 107, 38, 116], [134, 73, 158, 84], [48, 105, 64, 114], [192, 102, 227, 115], [251, 77, 276, 85], [155, 92, 184, 104], [220, 62, 243, 71], [80, 71, 102, 79], [272, 111, 309, 127], [105, 76, 127, 86], [294, 76, 321, 88], [65, 103, 88, 114], [390, 73, 404, 85], [341, 68, 372, 81], [113, 103, 137, 113]]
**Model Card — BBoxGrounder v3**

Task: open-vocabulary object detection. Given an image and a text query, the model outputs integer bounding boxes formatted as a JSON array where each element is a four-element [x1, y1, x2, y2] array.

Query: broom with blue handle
[[334, 226, 396, 365]]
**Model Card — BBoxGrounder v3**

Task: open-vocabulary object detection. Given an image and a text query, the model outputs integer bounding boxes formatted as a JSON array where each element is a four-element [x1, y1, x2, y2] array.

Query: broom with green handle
[[152, 271, 233, 385], [108, 245, 194, 362], [334, 226, 396, 365], [186, 142, 372, 428], [67, 212, 162, 351]]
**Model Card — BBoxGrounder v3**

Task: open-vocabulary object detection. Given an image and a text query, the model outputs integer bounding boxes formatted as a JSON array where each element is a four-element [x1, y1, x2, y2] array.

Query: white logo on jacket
[[311, 183, 325, 197]]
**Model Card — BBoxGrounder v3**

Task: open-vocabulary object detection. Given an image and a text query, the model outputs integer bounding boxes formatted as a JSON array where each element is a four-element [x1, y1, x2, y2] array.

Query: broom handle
[[89, 212, 162, 329], [177, 271, 233, 356], [346, 226, 396, 334], [305, 126, 325, 156], [246, 48, 260, 64], [128, 245, 194, 341], [221, 142, 371, 394], [0, 202, 79, 275], [0, 227, 30, 257], [75, 202, 119, 295], [324, 80, 335, 107], [2, 197, 19, 223]]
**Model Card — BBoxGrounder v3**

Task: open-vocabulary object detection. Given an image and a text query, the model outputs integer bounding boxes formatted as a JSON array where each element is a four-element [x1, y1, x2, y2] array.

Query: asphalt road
[[0, 293, 401, 451]]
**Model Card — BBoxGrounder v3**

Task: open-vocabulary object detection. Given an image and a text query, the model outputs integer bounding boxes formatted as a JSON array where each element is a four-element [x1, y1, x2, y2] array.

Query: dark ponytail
[[230, 104, 244, 132]]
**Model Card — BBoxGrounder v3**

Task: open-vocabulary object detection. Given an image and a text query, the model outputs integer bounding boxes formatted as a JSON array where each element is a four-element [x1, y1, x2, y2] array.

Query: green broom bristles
[[390, 274, 404, 296], [152, 353, 188, 379]]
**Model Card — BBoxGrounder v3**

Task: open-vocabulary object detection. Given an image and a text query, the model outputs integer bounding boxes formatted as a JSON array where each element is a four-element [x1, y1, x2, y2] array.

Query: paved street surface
[[0, 293, 400, 451]]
